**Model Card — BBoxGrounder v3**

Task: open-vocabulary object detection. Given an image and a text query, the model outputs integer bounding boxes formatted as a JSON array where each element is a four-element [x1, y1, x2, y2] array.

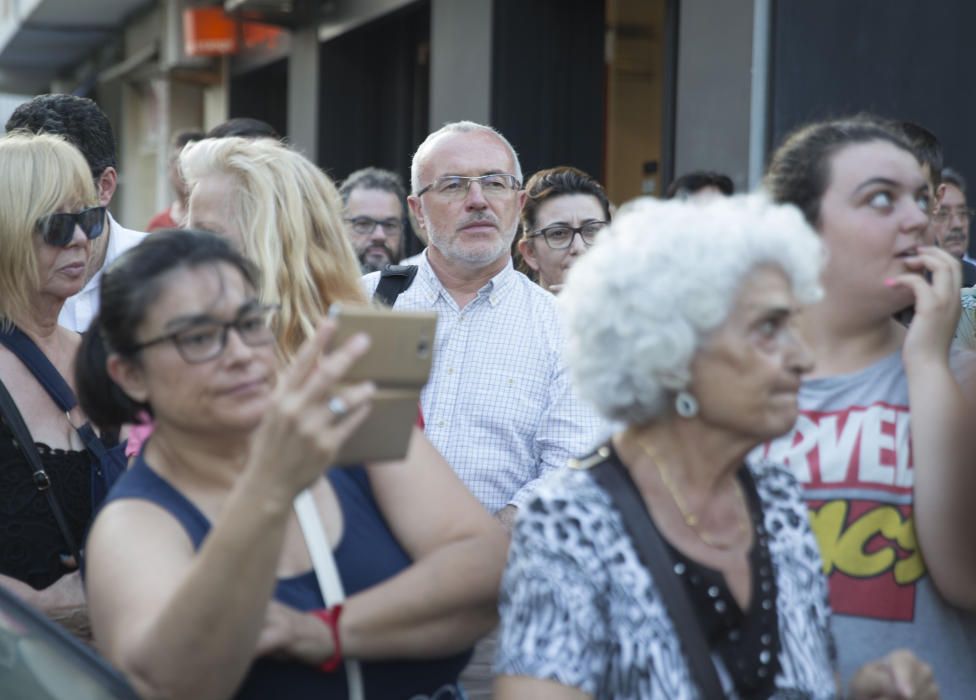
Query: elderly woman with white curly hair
[[493, 194, 938, 700]]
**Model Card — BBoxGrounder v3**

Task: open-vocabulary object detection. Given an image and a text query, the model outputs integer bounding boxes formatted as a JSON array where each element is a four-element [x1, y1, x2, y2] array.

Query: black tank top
[[0, 422, 92, 589]]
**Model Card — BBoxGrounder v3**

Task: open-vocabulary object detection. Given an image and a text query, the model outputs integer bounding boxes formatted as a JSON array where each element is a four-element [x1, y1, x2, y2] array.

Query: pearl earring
[[674, 391, 699, 418]]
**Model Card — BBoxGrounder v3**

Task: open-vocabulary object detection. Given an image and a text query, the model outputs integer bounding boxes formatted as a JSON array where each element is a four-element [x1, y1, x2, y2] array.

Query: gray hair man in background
[[340, 167, 407, 273]]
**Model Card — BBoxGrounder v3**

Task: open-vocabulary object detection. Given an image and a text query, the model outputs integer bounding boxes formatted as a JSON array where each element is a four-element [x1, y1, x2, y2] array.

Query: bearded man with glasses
[[933, 167, 976, 287], [362, 121, 606, 698], [339, 167, 409, 273]]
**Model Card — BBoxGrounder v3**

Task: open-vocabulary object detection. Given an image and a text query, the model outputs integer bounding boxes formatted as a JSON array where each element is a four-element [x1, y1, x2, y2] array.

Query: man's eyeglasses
[[36, 206, 106, 247], [131, 304, 279, 364], [416, 174, 521, 200], [344, 217, 404, 236], [528, 221, 607, 250], [932, 206, 976, 222]]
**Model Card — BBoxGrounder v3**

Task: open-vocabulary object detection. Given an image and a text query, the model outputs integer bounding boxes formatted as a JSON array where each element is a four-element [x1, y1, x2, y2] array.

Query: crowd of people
[[0, 91, 973, 699]]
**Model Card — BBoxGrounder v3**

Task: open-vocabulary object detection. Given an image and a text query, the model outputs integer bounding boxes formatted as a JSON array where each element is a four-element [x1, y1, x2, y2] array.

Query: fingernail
[[349, 332, 370, 350], [884, 278, 896, 287]]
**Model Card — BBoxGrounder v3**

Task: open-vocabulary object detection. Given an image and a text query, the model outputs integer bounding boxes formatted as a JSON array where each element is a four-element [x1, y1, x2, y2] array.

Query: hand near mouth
[[886, 246, 962, 367]]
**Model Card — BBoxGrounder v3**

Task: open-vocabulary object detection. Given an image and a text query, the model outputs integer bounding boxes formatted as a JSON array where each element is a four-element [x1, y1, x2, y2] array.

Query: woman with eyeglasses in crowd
[[77, 133, 507, 698], [516, 166, 611, 294], [0, 132, 123, 638], [79, 227, 507, 699]]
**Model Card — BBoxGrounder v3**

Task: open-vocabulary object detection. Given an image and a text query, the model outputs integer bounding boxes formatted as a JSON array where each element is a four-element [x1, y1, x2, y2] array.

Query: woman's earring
[[674, 391, 699, 418]]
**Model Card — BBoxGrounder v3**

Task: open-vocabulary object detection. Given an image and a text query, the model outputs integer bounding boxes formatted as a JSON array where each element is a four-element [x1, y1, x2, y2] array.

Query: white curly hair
[[559, 193, 824, 424]]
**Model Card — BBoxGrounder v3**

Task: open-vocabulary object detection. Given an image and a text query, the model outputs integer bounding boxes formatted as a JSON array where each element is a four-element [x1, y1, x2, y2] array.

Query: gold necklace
[[629, 430, 749, 550]]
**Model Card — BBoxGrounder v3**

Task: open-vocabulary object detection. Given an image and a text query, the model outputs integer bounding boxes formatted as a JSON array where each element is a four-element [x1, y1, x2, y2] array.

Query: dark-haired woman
[[516, 166, 611, 294], [80, 229, 507, 699], [757, 116, 976, 696], [0, 131, 115, 637]]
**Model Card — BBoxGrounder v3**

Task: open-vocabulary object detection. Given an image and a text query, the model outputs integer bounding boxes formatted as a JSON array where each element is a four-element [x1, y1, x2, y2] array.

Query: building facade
[[1, 0, 971, 250]]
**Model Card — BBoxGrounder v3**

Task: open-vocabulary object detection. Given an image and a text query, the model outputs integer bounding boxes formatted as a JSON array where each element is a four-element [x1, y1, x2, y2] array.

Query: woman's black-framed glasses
[[36, 206, 107, 247], [529, 221, 607, 250], [131, 304, 279, 364]]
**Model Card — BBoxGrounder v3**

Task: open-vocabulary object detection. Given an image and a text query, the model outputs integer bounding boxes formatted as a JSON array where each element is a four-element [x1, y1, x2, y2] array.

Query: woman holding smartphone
[[80, 229, 506, 699]]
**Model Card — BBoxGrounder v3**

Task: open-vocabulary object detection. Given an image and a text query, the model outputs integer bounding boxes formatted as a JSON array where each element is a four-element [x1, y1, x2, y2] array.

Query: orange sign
[[242, 22, 284, 51], [183, 7, 239, 57]]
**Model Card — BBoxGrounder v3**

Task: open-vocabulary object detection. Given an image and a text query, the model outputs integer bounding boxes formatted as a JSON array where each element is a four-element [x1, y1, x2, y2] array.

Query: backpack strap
[[372, 264, 418, 307]]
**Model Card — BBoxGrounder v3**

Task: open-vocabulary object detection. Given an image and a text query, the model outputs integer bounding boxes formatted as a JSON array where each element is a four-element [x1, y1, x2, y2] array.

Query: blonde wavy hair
[[0, 131, 97, 326], [180, 137, 366, 356]]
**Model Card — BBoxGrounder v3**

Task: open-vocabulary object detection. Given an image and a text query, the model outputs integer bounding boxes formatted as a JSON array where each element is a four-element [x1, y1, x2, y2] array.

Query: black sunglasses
[[36, 206, 107, 247]]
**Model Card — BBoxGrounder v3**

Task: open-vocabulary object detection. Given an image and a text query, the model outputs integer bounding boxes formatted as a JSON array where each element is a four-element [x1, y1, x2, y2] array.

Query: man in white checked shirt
[[364, 121, 605, 525], [363, 122, 605, 697]]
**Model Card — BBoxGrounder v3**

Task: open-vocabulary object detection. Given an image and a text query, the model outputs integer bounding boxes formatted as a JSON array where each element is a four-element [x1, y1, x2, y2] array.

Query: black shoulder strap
[[588, 450, 725, 698], [373, 264, 418, 307], [0, 326, 76, 411], [0, 378, 83, 569], [0, 325, 119, 450]]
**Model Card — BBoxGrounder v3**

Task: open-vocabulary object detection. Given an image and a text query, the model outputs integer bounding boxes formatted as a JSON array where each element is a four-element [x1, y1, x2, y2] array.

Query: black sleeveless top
[[0, 422, 92, 589]]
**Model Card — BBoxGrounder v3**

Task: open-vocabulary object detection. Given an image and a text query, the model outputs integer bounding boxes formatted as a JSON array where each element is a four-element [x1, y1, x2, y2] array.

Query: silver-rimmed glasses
[[932, 206, 976, 222], [416, 173, 521, 199]]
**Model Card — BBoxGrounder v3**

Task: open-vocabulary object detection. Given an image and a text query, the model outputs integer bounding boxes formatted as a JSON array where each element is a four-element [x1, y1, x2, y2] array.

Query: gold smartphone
[[327, 304, 437, 465]]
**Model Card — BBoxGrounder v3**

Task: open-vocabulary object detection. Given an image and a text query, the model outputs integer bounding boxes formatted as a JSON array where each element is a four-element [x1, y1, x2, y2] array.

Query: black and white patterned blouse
[[494, 451, 837, 700]]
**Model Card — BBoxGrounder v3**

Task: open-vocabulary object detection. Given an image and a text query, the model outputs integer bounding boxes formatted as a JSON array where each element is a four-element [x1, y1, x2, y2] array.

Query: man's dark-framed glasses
[[933, 206, 976, 222], [36, 206, 107, 247], [344, 216, 404, 236], [529, 221, 607, 250], [416, 173, 521, 199], [131, 304, 279, 364]]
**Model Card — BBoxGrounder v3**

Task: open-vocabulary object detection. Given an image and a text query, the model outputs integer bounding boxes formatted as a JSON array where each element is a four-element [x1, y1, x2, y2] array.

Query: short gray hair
[[560, 193, 824, 424], [339, 167, 406, 206], [410, 121, 523, 194]]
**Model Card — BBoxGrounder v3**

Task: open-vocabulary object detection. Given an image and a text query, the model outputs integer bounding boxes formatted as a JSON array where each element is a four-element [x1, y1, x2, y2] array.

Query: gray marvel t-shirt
[[755, 349, 976, 696]]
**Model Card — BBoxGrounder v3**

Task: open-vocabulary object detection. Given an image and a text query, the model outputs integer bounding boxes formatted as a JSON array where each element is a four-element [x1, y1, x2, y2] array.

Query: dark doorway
[[769, 0, 976, 209], [317, 1, 430, 256], [228, 57, 289, 140], [317, 2, 430, 184], [491, 0, 605, 188]]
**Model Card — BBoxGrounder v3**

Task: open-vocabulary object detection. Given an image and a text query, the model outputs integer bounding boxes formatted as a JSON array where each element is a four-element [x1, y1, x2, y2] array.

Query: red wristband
[[312, 604, 343, 672]]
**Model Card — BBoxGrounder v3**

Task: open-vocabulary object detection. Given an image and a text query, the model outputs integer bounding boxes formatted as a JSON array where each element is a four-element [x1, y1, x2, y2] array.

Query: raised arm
[[895, 246, 976, 610], [86, 323, 374, 700]]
